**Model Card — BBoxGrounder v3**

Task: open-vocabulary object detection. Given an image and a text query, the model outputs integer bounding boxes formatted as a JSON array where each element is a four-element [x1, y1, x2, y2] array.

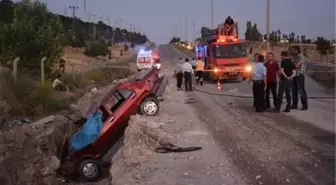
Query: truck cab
[[197, 21, 252, 82]]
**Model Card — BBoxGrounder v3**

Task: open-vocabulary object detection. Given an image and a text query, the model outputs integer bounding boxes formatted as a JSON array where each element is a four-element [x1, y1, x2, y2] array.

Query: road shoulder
[[109, 65, 247, 185]]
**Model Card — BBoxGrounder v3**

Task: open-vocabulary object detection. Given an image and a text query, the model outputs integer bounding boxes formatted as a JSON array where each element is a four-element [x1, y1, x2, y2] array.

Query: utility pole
[[179, 21, 182, 40], [192, 13, 196, 41], [111, 19, 118, 47], [211, 0, 214, 29], [184, 14, 187, 42], [107, 16, 110, 33], [129, 23, 133, 34], [266, 0, 270, 53], [83, 0, 86, 20], [64, 8, 67, 16], [69, 6, 79, 37], [88, 13, 97, 39]]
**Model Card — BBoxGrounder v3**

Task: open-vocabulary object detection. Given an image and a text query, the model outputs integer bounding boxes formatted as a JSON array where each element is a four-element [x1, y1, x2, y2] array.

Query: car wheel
[[140, 97, 160, 116], [77, 159, 101, 182]]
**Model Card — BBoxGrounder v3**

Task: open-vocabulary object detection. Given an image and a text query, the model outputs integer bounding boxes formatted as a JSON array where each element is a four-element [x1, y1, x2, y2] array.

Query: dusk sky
[[45, 0, 335, 44]]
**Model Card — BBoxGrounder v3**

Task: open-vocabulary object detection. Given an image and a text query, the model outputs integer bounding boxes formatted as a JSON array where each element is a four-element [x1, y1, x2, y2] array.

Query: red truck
[[195, 20, 252, 82]]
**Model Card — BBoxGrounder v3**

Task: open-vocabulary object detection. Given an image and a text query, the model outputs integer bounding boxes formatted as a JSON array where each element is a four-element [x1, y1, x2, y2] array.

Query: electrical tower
[[69, 6, 79, 37]]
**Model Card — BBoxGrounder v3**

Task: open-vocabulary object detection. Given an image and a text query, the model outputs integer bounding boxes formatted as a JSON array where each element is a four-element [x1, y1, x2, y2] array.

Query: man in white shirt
[[181, 58, 194, 91], [52, 74, 66, 91]]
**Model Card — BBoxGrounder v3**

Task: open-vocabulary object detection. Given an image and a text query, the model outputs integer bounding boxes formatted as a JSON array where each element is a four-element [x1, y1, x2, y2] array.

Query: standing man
[[195, 57, 205, 86], [291, 46, 308, 110], [190, 57, 196, 71], [253, 53, 259, 63], [182, 58, 194, 91], [175, 58, 184, 90], [264, 52, 279, 109], [275, 51, 296, 113], [249, 55, 267, 112]]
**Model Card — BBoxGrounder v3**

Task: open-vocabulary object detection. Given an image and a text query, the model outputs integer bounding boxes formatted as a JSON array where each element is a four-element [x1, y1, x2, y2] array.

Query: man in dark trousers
[[275, 51, 296, 113], [181, 58, 194, 91], [249, 55, 267, 112], [291, 46, 308, 110], [175, 58, 183, 90], [264, 52, 279, 109]]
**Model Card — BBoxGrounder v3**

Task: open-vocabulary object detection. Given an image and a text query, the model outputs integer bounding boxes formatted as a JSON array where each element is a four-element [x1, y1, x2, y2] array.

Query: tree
[[0, 0, 64, 75], [245, 21, 262, 41], [84, 40, 108, 57], [314, 37, 332, 64], [201, 26, 211, 39], [288, 32, 295, 42], [300, 35, 306, 43], [169, 37, 180, 43], [277, 30, 281, 41], [245, 21, 252, 40]]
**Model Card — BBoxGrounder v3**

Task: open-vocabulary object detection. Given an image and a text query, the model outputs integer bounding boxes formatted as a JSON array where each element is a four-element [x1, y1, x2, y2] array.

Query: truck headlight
[[214, 68, 218, 73], [156, 63, 161, 69], [245, 65, 252, 72]]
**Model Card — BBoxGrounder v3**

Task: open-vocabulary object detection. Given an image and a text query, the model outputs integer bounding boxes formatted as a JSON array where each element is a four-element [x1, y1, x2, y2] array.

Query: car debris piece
[[155, 142, 202, 153]]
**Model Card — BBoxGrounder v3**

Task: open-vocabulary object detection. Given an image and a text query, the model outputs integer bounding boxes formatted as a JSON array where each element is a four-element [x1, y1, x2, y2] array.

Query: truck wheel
[[77, 159, 101, 182], [140, 97, 160, 116]]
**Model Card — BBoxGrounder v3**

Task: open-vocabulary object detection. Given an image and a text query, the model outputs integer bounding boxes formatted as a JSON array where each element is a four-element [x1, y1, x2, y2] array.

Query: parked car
[[57, 68, 168, 182]]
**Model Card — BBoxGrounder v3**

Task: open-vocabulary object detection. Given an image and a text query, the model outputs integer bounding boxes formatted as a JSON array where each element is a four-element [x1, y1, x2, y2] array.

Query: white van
[[136, 49, 154, 71]]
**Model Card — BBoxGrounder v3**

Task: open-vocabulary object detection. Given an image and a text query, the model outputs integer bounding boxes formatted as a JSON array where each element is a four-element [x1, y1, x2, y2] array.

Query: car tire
[[77, 159, 101, 182], [140, 97, 160, 116]]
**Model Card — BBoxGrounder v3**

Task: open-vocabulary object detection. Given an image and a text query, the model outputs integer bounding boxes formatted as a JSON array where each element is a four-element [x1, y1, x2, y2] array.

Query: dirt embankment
[[0, 108, 80, 185]]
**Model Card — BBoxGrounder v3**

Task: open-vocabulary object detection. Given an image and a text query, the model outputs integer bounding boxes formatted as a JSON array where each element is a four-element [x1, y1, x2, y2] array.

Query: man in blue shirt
[[252, 53, 259, 63], [249, 55, 267, 112]]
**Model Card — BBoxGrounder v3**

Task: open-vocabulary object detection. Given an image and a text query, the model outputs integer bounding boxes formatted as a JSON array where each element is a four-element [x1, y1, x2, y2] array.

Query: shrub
[[63, 73, 89, 91], [84, 40, 109, 57], [87, 71, 104, 82], [0, 71, 71, 120]]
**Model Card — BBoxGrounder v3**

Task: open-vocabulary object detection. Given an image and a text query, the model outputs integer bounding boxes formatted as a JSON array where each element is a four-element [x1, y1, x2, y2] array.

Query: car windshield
[[213, 43, 246, 58]]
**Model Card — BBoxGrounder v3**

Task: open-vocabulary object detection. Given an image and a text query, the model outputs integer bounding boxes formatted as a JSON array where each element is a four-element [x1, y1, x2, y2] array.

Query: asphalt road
[[159, 44, 335, 185]]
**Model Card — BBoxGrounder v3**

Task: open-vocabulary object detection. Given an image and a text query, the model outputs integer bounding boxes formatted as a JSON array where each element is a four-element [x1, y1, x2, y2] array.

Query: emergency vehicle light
[[139, 49, 152, 53]]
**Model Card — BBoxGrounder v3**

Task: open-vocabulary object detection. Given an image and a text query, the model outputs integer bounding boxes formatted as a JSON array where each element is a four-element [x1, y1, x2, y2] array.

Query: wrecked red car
[[57, 68, 168, 181]]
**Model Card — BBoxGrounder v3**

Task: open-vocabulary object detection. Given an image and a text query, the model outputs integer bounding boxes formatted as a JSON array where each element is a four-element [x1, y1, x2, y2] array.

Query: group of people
[[250, 46, 308, 113], [175, 57, 205, 91]]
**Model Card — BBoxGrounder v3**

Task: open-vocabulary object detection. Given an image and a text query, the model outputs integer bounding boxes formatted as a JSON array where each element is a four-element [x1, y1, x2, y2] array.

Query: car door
[[96, 89, 134, 156]]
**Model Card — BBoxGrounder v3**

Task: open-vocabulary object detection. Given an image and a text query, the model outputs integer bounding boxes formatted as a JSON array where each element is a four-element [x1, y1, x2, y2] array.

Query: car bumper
[[213, 71, 250, 79]]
